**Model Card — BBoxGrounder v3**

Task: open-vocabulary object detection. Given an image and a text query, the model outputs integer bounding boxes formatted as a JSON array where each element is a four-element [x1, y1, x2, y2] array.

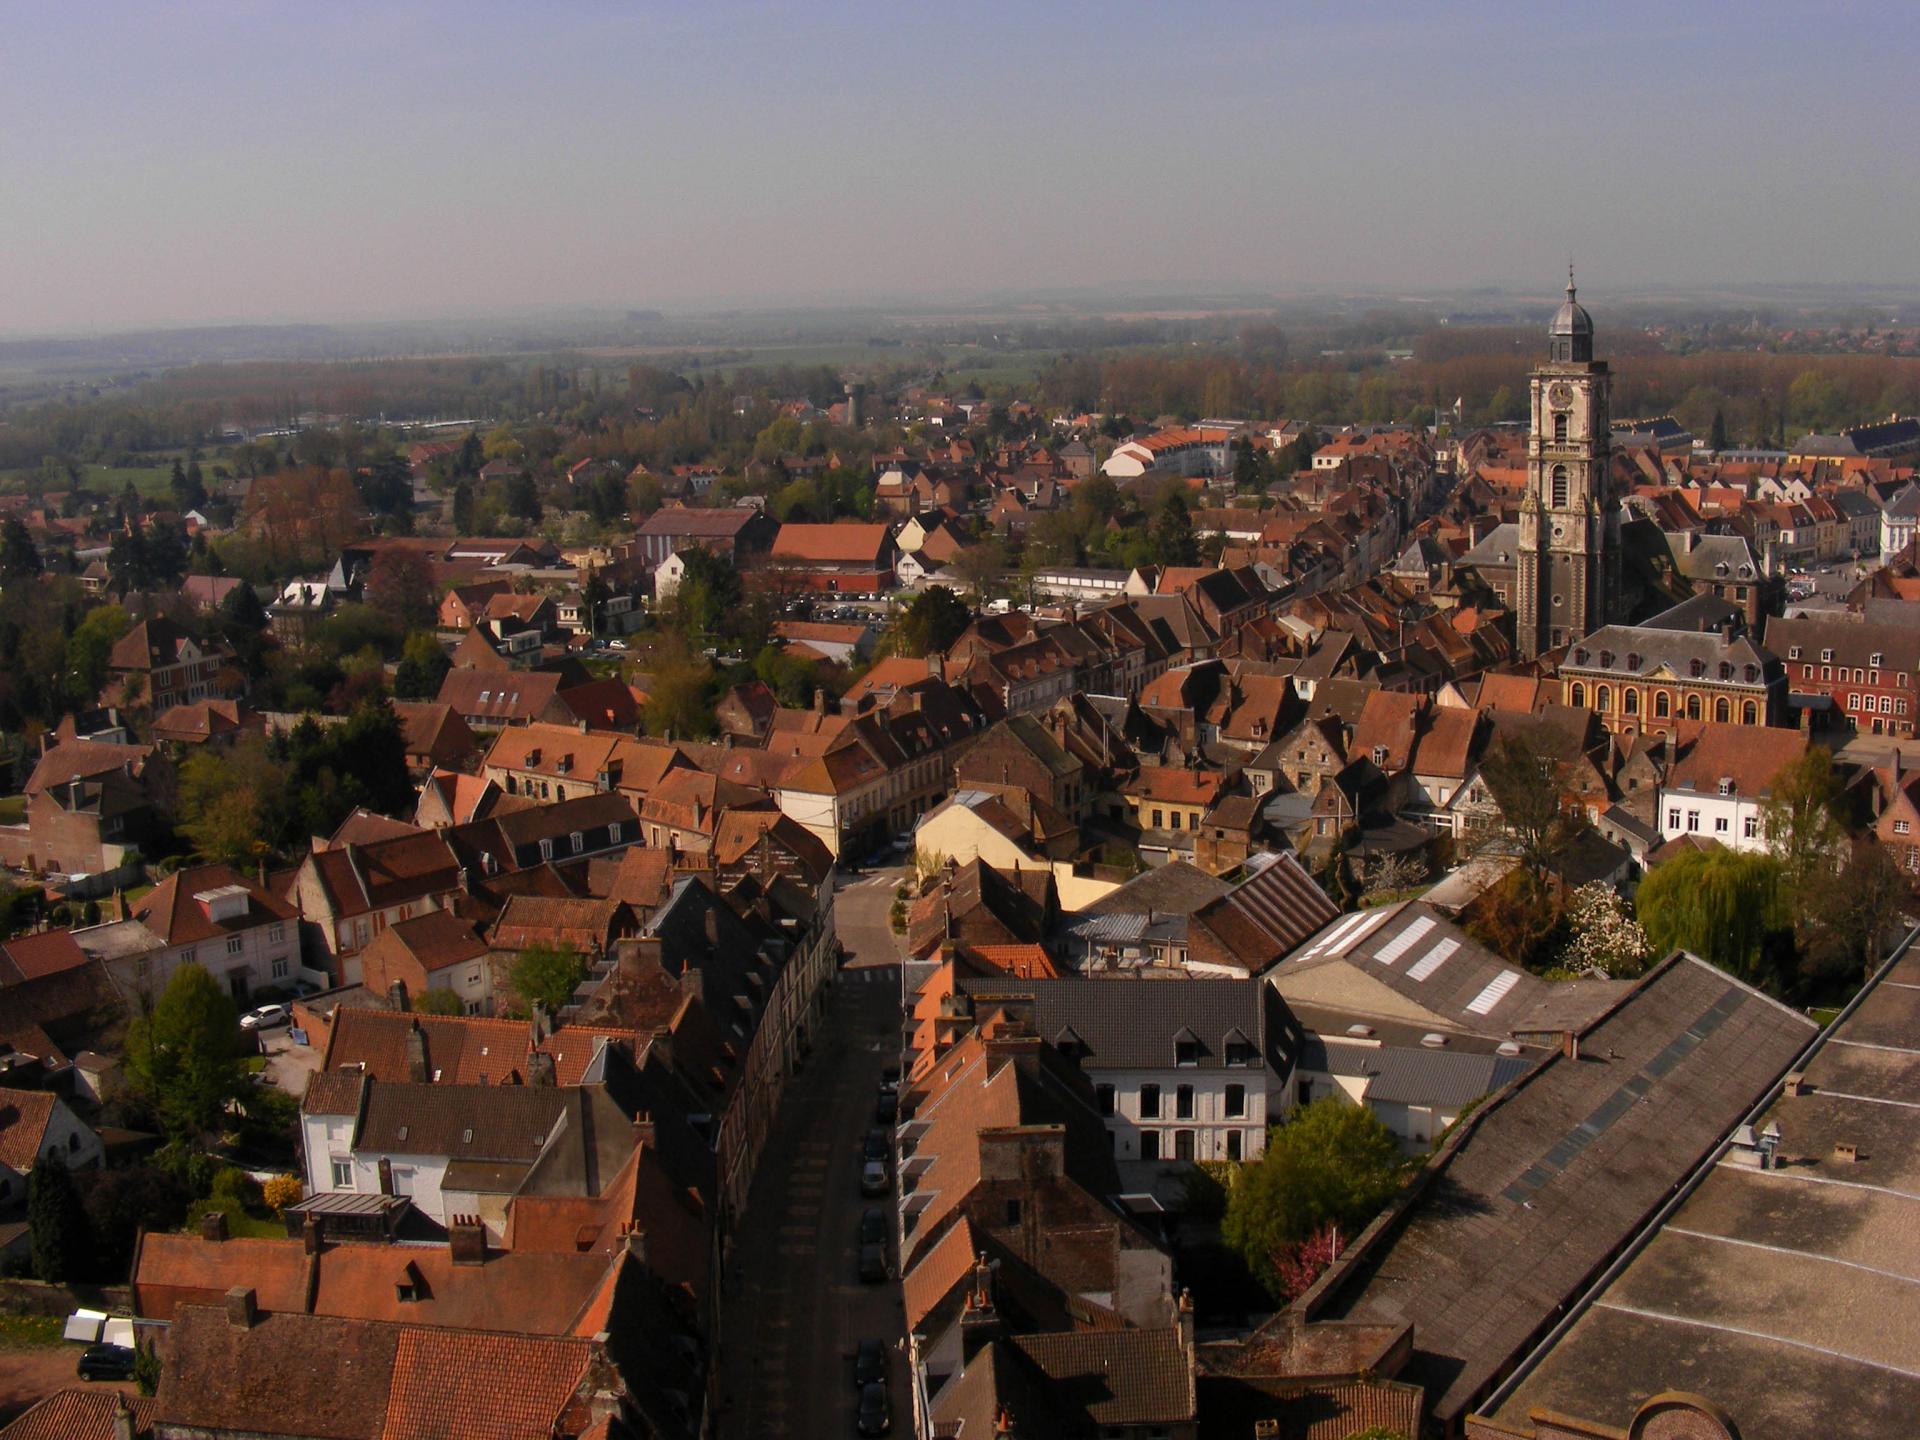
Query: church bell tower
[[1517, 269, 1617, 659]]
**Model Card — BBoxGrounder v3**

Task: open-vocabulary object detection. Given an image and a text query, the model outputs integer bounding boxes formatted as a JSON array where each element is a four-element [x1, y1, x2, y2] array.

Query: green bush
[[210, 1168, 260, 1209]]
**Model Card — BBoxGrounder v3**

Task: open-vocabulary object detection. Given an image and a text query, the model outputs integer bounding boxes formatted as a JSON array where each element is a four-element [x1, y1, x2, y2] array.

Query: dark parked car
[[77, 1343, 137, 1380], [857, 1381, 891, 1436], [854, 1338, 889, 1389], [859, 1206, 887, 1246], [874, 1090, 898, 1124], [860, 1160, 889, 1197], [864, 1129, 890, 1169], [858, 1241, 887, 1283]]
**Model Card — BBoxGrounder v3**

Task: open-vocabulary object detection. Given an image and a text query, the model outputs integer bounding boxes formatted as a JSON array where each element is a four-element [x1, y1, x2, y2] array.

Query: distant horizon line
[[8, 278, 1920, 345]]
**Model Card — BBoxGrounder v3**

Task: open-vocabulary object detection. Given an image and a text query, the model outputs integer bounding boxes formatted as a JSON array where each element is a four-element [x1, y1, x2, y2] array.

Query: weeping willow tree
[[1636, 848, 1790, 986]]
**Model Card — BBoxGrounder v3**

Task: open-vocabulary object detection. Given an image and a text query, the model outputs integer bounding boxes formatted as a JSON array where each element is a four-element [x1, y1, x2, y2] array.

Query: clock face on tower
[[1548, 382, 1574, 407]]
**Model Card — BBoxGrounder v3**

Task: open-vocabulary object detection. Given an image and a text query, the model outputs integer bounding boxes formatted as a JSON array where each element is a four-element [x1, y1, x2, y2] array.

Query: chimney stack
[[378, 1157, 394, 1196], [405, 1022, 428, 1083], [1177, 1286, 1194, 1352], [201, 1209, 229, 1243], [619, 1224, 648, 1266], [111, 1393, 136, 1440], [1562, 1031, 1580, 1062], [448, 1214, 487, 1265], [526, 1050, 556, 1087], [632, 1108, 657, 1150], [960, 1251, 1001, 1361], [225, 1285, 258, 1330], [388, 979, 411, 1013], [302, 1215, 323, 1256]]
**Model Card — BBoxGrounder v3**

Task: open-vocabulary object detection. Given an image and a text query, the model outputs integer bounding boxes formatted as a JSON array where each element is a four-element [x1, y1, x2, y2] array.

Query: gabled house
[[0, 1087, 104, 1209], [121, 863, 302, 1004], [106, 616, 233, 711], [289, 832, 464, 984], [358, 910, 493, 1015]]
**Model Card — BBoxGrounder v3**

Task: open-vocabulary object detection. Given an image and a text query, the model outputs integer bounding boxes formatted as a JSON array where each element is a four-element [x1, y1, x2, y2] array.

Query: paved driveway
[[719, 955, 906, 1440]]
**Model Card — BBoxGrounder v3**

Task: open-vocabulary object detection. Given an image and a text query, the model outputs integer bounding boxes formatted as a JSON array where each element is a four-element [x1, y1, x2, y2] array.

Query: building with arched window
[[1555, 597, 1785, 738]]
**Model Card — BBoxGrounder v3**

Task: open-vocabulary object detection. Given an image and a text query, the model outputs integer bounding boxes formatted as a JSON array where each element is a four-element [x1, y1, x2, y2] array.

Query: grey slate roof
[[356, 1079, 566, 1161], [1459, 522, 1520, 568], [956, 975, 1290, 1076]]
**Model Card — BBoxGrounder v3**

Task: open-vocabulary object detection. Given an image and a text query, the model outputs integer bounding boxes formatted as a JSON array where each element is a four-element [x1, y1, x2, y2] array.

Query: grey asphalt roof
[[1303, 1036, 1535, 1110], [1081, 860, 1232, 917], [956, 975, 1288, 1075], [1276, 902, 1555, 1035], [1483, 936, 1920, 1440], [1313, 951, 1818, 1429]]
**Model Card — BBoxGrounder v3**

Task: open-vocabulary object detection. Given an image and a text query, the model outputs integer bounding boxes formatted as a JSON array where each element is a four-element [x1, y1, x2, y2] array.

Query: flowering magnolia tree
[[1561, 881, 1651, 978], [1270, 1223, 1344, 1302]]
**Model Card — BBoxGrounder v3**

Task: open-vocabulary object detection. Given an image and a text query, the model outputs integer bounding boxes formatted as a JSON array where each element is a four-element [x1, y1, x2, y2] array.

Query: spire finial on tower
[[1567, 260, 1576, 301]]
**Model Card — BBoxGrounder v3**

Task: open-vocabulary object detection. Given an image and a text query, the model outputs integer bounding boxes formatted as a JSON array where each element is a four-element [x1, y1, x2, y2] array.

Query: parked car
[[858, 1241, 888, 1283], [76, 1343, 137, 1380], [859, 1206, 887, 1246], [857, 1381, 891, 1436], [860, 1160, 889, 1197], [874, 1090, 898, 1124], [864, 1129, 891, 1169], [879, 1063, 901, 1093], [240, 1003, 291, 1031], [854, 1338, 889, 1389]]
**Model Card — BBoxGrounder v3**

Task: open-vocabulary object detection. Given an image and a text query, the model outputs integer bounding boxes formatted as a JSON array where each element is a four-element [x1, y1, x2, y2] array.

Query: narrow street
[[719, 869, 908, 1440]]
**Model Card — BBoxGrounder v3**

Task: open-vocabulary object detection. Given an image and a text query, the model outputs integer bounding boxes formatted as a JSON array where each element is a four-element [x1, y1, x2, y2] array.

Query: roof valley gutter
[[1474, 920, 1920, 1423]]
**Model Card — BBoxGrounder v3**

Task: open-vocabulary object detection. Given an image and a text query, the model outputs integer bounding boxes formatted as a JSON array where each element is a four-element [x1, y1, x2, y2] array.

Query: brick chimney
[[388, 979, 411, 1013], [526, 1050, 556, 1087], [618, 1223, 648, 1266], [302, 1215, 323, 1256], [111, 1393, 136, 1440], [449, 1214, 487, 1265], [377, 1157, 394, 1196], [1177, 1286, 1195, 1352], [631, 1109, 656, 1150], [405, 1021, 428, 1082], [201, 1209, 228, 1243], [960, 1251, 1000, 1361], [225, 1285, 258, 1329]]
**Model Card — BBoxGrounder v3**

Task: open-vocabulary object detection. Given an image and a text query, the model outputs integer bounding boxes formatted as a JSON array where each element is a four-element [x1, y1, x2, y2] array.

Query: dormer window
[[1745, 665, 1759, 683], [1173, 1029, 1201, 1067], [1598, 650, 1614, 668], [1372, 745, 1389, 767], [1789, 647, 1802, 660], [1718, 662, 1733, 680], [1626, 653, 1641, 671], [1572, 648, 1589, 666], [1822, 649, 1834, 663], [1718, 777, 1734, 796], [1873, 652, 1885, 667]]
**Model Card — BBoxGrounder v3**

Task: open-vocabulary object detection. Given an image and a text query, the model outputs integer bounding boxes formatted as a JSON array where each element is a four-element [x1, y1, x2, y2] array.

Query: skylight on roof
[[1373, 916, 1437, 966], [1406, 938, 1459, 982], [1465, 971, 1521, 1015]]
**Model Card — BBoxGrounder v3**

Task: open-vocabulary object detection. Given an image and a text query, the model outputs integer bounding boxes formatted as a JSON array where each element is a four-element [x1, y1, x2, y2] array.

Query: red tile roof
[[0, 1390, 156, 1440], [0, 1088, 61, 1172], [378, 1326, 594, 1440], [0, 928, 90, 981]]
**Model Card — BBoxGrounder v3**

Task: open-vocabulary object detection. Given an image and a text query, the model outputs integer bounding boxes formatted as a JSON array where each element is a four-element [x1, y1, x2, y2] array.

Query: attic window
[[1572, 648, 1589, 666], [1598, 650, 1614, 668], [1420, 1033, 1448, 1048], [1345, 1024, 1375, 1038], [1626, 653, 1641, 671], [462, 1128, 474, 1144], [1496, 1041, 1523, 1057], [1822, 649, 1834, 663], [1719, 777, 1734, 796], [1873, 652, 1886, 667], [396, 1125, 409, 1143], [1372, 745, 1389, 767], [1789, 647, 1802, 660]]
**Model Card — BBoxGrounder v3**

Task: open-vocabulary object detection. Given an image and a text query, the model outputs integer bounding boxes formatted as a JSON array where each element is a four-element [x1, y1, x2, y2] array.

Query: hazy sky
[[4, 0, 1918, 333]]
